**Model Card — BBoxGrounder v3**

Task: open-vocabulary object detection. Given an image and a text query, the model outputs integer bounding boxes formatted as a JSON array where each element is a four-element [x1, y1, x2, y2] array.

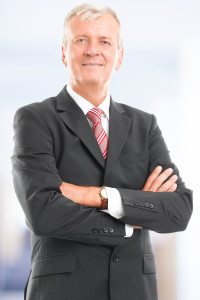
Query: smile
[[82, 63, 103, 66]]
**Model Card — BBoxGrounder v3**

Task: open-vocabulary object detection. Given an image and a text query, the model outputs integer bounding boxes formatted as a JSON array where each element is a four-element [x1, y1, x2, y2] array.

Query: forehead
[[68, 14, 120, 38]]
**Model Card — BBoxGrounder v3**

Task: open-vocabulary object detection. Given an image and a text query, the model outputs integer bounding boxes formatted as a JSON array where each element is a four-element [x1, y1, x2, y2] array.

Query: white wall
[[0, 1, 199, 299]]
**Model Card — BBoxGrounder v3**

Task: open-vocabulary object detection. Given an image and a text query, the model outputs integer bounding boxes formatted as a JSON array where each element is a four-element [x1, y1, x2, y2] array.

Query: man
[[11, 3, 192, 300]]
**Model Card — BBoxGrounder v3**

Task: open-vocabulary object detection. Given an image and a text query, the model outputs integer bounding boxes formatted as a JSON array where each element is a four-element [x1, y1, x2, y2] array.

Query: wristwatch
[[99, 186, 108, 209]]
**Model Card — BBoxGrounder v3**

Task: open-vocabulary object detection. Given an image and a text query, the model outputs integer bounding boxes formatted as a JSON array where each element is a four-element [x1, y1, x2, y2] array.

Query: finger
[[157, 175, 178, 192], [167, 183, 177, 192], [142, 166, 163, 191], [133, 226, 142, 229], [59, 183, 64, 193], [148, 168, 174, 192], [59, 182, 68, 194]]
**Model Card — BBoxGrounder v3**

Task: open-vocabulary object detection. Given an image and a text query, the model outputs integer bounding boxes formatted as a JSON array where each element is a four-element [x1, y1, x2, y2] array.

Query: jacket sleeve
[[11, 106, 127, 246], [117, 114, 193, 233]]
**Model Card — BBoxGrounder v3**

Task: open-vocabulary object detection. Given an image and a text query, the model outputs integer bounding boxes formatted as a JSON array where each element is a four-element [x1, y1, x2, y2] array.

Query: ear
[[115, 46, 124, 71], [62, 46, 67, 66]]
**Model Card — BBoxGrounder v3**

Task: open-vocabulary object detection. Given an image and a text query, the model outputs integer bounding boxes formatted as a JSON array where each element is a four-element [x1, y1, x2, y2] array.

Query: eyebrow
[[98, 35, 112, 40], [74, 34, 112, 40]]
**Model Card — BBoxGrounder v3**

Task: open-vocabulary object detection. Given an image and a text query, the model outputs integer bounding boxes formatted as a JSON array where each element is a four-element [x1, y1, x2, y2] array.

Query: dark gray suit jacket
[[11, 86, 193, 300]]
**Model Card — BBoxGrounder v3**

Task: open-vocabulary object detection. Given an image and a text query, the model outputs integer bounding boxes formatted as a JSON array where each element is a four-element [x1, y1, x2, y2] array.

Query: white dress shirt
[[66, 85, 134, 238]]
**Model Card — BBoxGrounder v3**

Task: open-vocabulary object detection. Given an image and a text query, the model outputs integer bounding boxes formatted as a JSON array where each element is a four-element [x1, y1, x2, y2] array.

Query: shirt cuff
[[104, 186, 125, 219], [101, 187, 134, 238], [124, 224, 134, 238]]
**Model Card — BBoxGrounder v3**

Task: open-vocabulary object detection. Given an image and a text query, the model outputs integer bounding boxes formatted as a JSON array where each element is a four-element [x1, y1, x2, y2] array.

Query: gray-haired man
[[12, 3, 192, 300]]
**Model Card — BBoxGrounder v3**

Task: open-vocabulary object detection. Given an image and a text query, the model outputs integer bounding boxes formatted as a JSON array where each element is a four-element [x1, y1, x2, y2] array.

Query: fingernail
[[173, 175, 178, 180], [168, 168, 173, 173], [157, 166, 162, 171]]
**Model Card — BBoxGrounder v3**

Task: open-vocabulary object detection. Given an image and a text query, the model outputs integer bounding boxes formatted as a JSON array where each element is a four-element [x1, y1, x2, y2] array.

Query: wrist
[[86, 186, 101, 207], [99, 187, 108, 209], [97, 187, 103, 208]]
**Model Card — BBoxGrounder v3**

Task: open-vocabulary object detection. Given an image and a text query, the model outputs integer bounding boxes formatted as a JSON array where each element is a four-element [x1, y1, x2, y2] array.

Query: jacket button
[[149, 204, 154, 209], [134, 201, 138, 206], [92, 228, 98, 233], [99, 228, 103, 234], [108, 228, 114, 234], [139, 203, 143, 207], [144, 203, 149, 208], [112, 253, 119, 262], [103, 227, 108, 233]]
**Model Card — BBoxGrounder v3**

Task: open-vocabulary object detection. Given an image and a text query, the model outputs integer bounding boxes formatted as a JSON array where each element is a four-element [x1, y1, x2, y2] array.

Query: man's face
[[62, 14, 123, 90]]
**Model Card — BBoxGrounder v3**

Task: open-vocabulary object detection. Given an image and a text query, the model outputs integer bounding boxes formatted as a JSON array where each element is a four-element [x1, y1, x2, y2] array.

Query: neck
[[69, 82, 109, 106]]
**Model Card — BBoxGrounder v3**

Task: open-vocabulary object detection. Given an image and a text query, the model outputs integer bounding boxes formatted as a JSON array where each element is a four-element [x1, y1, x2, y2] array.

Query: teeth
[[83, 63, 102, 66]]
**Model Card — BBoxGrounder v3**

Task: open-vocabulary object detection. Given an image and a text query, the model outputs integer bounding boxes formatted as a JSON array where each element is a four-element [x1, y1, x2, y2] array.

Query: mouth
[[82, 63, 103, 67]]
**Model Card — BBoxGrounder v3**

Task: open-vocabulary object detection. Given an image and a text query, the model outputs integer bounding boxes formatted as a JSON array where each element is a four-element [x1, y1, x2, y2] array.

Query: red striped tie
[[87, 108, 109, 159]]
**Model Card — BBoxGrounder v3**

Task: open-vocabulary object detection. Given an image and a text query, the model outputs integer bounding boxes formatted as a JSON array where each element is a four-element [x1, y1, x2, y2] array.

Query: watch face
[[101, 188, 108, 200]]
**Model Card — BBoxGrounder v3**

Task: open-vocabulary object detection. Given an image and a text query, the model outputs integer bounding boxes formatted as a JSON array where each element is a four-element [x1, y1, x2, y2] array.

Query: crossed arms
[[59, 166, 178, 209], [59, 166, 179, 229], [11, 105, 193, 246]]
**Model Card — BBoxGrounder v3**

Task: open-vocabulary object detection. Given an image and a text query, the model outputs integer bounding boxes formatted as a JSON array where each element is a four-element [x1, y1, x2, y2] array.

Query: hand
[[142, 166, 178, 192], [132, 166, 178, 229], [59, 182, 102, 208]]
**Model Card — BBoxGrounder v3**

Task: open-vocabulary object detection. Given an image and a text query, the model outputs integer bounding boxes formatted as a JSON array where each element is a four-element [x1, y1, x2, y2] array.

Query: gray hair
[[62, 3, 123, 49]]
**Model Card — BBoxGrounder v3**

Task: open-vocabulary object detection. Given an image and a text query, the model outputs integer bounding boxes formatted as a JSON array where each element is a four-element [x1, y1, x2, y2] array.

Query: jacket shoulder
[[15, 96, 57, 116], [114, 101, 153, 122]]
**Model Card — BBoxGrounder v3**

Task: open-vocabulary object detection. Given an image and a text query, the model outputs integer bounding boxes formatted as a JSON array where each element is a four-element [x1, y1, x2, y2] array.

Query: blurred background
[[0, 0, 199, 299]]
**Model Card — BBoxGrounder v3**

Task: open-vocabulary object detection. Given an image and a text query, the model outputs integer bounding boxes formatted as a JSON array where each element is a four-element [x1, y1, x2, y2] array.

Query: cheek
[[67, 55, 82, 72], [105, 50, 119, 66], [67, 46, 82, 61], [106, 56, 119, 71]]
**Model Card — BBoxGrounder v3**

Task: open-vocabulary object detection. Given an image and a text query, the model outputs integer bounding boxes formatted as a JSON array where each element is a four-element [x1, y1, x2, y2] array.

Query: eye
[[75, 37, 87, 44], [101, 40, 111, 46]]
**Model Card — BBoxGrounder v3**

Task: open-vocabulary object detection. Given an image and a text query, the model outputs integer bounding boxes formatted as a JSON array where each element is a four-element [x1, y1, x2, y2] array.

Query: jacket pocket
[[31, 253, 77, 278], [143, 254, 156, 274], [120, 151, 149, 165]]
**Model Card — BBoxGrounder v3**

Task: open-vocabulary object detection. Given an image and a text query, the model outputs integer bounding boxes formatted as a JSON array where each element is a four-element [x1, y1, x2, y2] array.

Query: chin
[[81, 78, 105, 86]]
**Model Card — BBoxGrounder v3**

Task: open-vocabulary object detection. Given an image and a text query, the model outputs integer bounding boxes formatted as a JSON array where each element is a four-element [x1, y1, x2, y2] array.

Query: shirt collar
[[66, 85, 110, 120]]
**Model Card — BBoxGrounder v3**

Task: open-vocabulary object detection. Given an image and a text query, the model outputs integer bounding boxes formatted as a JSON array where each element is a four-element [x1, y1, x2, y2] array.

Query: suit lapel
[[104, 99, 132, 180], [56, 87, 105, 168], [56, 87, 132, 175]]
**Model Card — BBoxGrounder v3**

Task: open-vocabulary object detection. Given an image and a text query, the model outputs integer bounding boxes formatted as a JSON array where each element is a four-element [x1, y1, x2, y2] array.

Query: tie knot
[[87, 107, 104, 124]]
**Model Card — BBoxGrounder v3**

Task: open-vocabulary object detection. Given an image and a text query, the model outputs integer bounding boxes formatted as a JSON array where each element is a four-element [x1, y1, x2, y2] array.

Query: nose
[[84, 41, 100, 56]]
